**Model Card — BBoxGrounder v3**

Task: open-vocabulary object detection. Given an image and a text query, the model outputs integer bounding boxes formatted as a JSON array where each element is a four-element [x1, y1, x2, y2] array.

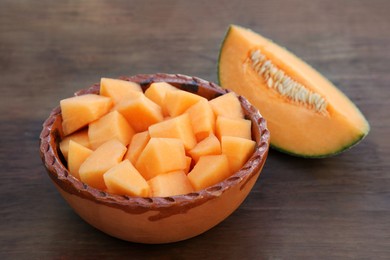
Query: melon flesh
[[188, 134, 221, 163], [187, 155, 231, 191], [88, 110, 135, 149], [59, 128, 90, 160], [215, 116, 252, 141], [221, 136, 256, 173], [100, 78, 142, 105], [209, 92, 244, 119], [60, 94, 112, 136], [58, 76, 261, 196], [145, 82, 178, 116], [218, 25, 370, 157], [148, 113, 197, 150], [103, 160, 149, 197], [67, 140, 93, 180], [163, 89, 207, 117], [78, 139, 127, 190], [124, 131, 150, 165], [148, 170, 194, 197], [186, 99, 216, 142], [117, 94, 163, 132], [135, 138, 187, 180], [184, 156, 192, 174]]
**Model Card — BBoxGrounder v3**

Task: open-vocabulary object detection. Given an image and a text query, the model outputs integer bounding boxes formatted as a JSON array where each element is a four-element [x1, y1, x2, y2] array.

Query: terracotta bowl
[[39, 73, 270, 244]]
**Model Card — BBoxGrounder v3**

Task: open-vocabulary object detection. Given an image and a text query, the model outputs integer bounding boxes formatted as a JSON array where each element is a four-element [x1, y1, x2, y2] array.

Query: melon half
[[218, 25, 370, 157]]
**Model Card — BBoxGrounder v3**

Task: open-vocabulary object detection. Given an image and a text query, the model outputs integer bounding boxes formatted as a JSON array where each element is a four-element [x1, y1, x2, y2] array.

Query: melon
[[209, 92, 244, 119], [67, 140, 93, 180], [163, 89, 206, 117], [187, 155, 231, 191], [124, 131, 150, 165], [100, 78, 142, 105], [221, 136, 256, 173], [184, 156, 192, 174], [59, 128, 90, 160], [116, 94, 164, 132], [88, 110, 135, 149], [148, 113, 197, 150], [144, 82, 178, 116], [60, 94, 112, 136], [218, 25, 370, 157], [78, 139, 127, 190], [215, 116, 252, 141], [135, 138, 187, 180], [185, 99, 216, 142], [148, 170, 194, 197], [55, 74, 264, 197], [188, 134, 221, 163], [103, 159, 149, 197]]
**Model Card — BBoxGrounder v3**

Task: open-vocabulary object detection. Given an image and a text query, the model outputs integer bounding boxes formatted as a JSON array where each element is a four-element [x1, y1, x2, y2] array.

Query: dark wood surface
[[1, 0, 389, 259]]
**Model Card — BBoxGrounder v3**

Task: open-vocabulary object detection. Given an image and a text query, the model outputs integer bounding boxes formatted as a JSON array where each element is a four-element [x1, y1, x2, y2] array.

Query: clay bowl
[[39, 73, 270, 244]]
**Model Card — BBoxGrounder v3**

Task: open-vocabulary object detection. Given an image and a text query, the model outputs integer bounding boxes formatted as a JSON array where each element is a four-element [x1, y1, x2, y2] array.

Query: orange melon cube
[[109, 91, 144, 112], [123, 131, 150, 165], [185, 156, 192, 174], [59, 128, 90, 160], [135, 138, 186, 180], [67, 140, 93, 180], [148, 170, 194, 197], [60, 94, 112, 136], [100, 78, 143, 105], [88, 110, 135, 149], [79, 140, 127, 190], [163, 89, 207, 117], [209, 92, 244, 119], [117, 94, 163, 132], [103, 160, 149, 197], [145, 82, 178, 116], [185, 99, 215, 142], [148, 113, 197, 150], [188, 134, 221, 163], [221, 136, 256, 173], [215, 116, 252, 140], [187, 155, 231, 191]]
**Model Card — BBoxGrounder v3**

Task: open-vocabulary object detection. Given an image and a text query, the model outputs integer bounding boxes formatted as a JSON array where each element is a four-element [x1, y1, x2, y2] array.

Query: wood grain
[[1, 0, 389, 259]]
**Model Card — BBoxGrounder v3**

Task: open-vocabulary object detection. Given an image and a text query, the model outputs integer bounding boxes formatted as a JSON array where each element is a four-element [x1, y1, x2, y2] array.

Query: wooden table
[[1, 0, 389, 259]]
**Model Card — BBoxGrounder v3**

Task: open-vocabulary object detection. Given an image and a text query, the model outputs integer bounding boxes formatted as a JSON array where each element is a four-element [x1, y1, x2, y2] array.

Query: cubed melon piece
[[221, 136, 256, 173], [123, 131, 150, 165], [185, 156, 192, 174], [148, 170, 194, 197], [148, 113, 197, 150], [79, 140, 127, 190], [186, 99, 215, 141], [145, 82, 178, 116], [117, 94, 163, 132], [209, 92, 244, 119], [187, 155, 231, 191], [188, 134, 221, 163], [215, 116, 252, 140], [59, 128, 90, 160], [109, 91, 144, 112], [103, 160, 149, 197], [88, 110, 135, 149], [60, 94, 112, 136], [67, 140, 93, 180], [135, 138, 186, 180], [163, 89, 207, 117], [100, 78, 143, 105]]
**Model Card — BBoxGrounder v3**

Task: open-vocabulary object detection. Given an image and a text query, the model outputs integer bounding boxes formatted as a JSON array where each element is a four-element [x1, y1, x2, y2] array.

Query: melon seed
[[249, 49, 328, 114]]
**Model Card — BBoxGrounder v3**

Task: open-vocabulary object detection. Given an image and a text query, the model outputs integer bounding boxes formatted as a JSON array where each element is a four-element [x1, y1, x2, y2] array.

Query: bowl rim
[[39, 73, 270, 216]]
